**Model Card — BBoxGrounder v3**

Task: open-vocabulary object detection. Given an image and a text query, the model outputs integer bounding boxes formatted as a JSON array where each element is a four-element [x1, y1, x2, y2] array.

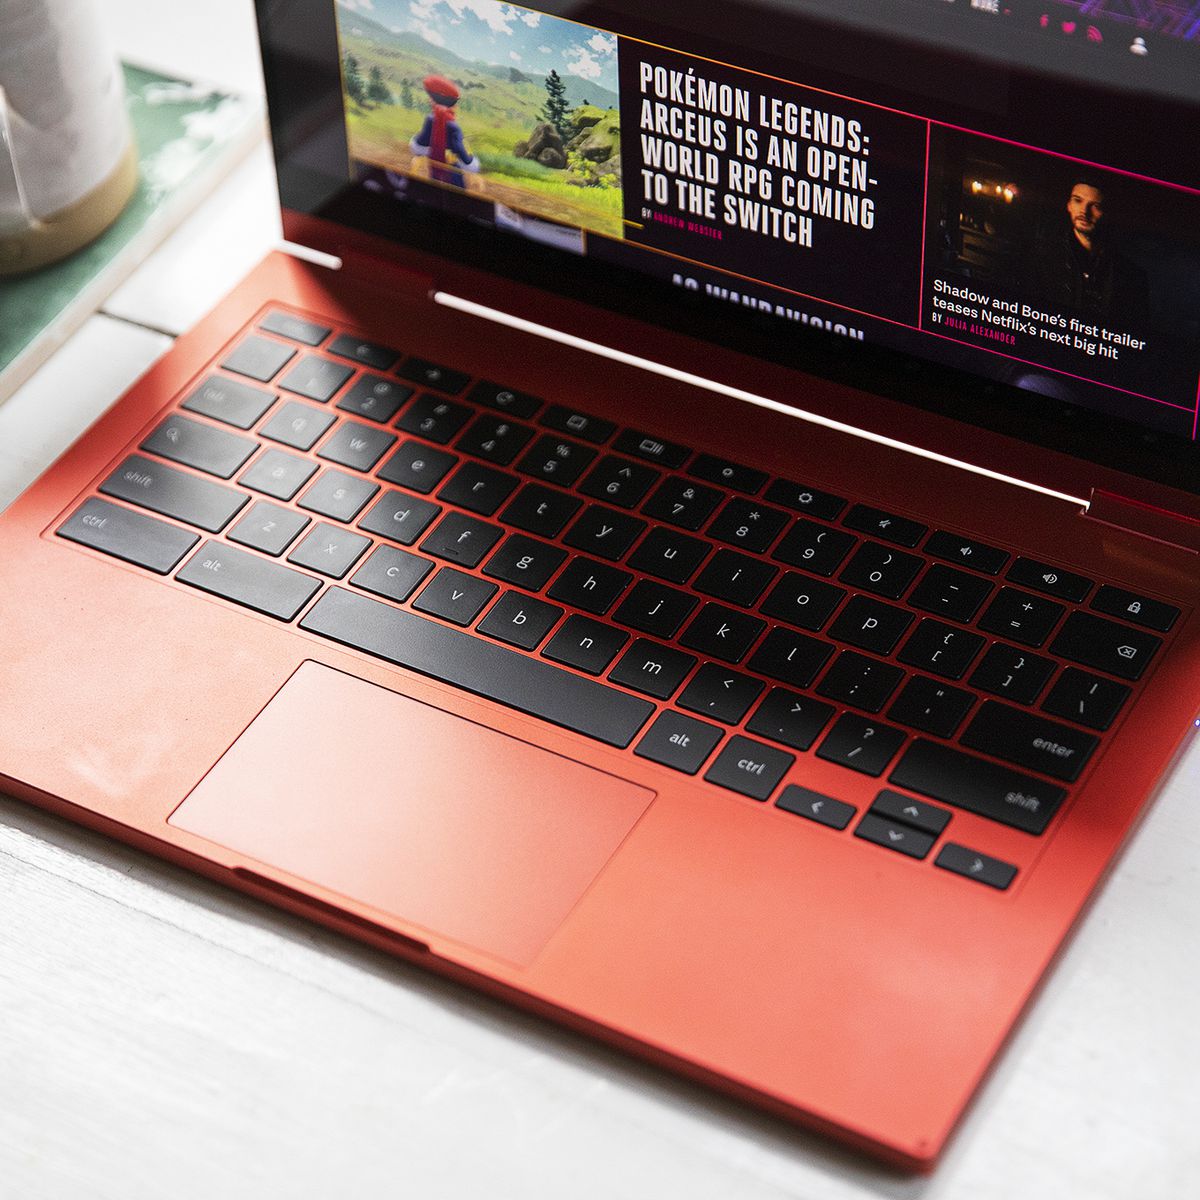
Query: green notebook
[[0, 63, 260, 402]]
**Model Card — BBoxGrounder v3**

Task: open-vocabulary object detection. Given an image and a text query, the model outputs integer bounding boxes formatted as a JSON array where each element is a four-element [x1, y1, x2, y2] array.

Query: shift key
[[890, 738, 1066, 835], [101, 454, 247, 532]]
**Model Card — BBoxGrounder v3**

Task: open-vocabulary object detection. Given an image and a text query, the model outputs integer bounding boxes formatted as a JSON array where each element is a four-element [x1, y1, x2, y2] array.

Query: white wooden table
[[2, 3, 1197, 1195]]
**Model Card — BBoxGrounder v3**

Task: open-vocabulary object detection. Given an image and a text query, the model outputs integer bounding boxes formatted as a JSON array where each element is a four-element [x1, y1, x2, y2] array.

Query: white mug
[[0, 0, 135, 273]]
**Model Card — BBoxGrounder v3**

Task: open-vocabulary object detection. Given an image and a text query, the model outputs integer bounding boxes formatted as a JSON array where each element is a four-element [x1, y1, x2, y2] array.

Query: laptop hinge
[[1084, 489, 1200, 554], [279, 238, 436, 298]]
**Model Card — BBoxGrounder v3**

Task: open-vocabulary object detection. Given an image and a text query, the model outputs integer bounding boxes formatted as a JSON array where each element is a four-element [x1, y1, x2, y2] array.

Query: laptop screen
[[259, 1, 1200, 494]]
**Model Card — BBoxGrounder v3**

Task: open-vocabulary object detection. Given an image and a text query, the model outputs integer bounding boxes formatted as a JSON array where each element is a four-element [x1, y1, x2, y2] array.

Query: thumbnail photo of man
[[1027, 177, 1149, 323]]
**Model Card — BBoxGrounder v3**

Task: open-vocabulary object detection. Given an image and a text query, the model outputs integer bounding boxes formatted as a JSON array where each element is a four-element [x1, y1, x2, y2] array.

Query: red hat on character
[[423, 74, 460, 106]]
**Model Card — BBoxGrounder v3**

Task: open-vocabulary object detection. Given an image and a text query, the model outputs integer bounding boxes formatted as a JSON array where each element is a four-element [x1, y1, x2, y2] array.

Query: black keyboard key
[[258, 310, 330, 346], [141, 415, 256, 479], [564, 505, 646, 562], [854, 814, 934, 859], [777, 785, 856, 830], [1050, 611, 1161, 681], [888, 676, 974, 738], [934, 844, 1017, 890], [58, 497, 198, 574], [547, 557, 632, 615], [350, 545, 433, 604], [870, 790, 951, 836], [889, 739, 1066, 834], [398, 357, 471, 395], [763, 479, 846, 522], [102, 455, 247, 532], [317, 421, 396, 473], [641, 476, 724, 531], [747, 627, 833, 689], [839, 543, 922, 599], [221, 335, 295, 382], [897, 619, 984, 680], [612, 580, 696, 639], [746, 689, 834, 750], [689, 454, 766, 494], [467, 380, 541, 419], [300, 588, 653, 747], [816, 713, 906, 776], [1091, 585, 1179, 633], [1007, 557, 1092, 603], [908, 564, 993, 623], [816, 651, 904, 712], [579, 456, 659, 508], [923, 531, 1009, 575], [412, 567, 497, 625], [844, 504, 926, 547], [456, 414, 534, 466], [707, 498, 788, 553], [1041, 668, 1130, 732], [483, 534, 567, 591], [969, 644, 1056, 704], [978, 587, 1065, 648], [358, 490, 441, 546], [177, 540, 319, 620], [298, 469, 378, 523], [961, 700, 1098, 784], [229, 500, 309, 557], [694, 548, 776, 608], [680, 604, 765, 664], [396, 394, 472, 444], [635, 711, 723, 774], [279, 355, 354, 403], [627, 526, 710, 584], [500, 483, 581, 538], [328, 333, 400, 370], [678, 663, 763, 723], [759, 573, 845, 632], [517, 434, 596, 488], [337, 374, 412, 423], [260, 400, 336, 451], [543, 615, 628, 674], [437, 461, 519, 516], [420, 512, 502, 568], [830, 596, 913, 656], [476, 591, 562, 650], [612, 429, 690, 469], [609, 640, 697, 699], [288, 522, 372, 579], [541, 405, 617, 444], [378, 442, 458, 493], [704, 736, 794, 801], [773, 519, 856, 576], [182, 375, 275, 430]]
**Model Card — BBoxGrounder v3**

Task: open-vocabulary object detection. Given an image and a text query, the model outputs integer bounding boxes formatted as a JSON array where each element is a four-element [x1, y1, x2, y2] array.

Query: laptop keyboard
[[56, 306, 1183, 891]]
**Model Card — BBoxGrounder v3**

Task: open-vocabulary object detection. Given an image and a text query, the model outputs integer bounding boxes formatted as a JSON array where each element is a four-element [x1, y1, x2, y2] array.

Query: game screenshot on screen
[[330, 0, 1200, 442]]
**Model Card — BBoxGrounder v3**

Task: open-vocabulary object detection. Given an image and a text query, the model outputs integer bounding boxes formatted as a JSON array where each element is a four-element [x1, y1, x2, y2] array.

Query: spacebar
[[300, 587, 655, 748]]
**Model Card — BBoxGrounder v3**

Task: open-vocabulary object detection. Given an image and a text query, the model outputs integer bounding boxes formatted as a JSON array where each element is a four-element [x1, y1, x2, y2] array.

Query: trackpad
[[170, 662, 654, 965]]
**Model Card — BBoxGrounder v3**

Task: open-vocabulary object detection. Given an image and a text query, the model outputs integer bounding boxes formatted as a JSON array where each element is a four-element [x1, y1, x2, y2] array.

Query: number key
[[773, 519, 856, 576], [641, 476, 723, 530]]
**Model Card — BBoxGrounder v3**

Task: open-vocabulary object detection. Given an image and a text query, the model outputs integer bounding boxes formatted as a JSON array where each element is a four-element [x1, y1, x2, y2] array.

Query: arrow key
[[869, 789, 951, 835], [854, 813, 935, 859], [934, 843, 1017, 890], [777, 785, 856, 830]]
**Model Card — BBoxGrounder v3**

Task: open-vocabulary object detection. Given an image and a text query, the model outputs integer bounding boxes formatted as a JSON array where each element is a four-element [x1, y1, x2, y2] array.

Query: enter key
[[960, 700, 1099, 783]]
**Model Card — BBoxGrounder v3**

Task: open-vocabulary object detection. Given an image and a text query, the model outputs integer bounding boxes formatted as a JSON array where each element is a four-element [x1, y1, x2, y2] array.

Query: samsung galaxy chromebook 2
[[2, 0, 1199, 1169]]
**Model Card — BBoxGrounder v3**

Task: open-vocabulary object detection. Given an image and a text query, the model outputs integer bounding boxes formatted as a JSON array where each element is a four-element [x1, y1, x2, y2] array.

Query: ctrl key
[[635, 711, 722, 776], [704, 735, 794, 801], [58, 497, 199, 573], [934, 842, 1017, 890]]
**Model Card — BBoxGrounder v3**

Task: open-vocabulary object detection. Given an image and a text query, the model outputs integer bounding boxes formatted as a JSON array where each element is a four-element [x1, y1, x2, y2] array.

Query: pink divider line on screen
[[932, 119, 1200, 196], [1193, 378, 1200, 440], [917, 120, 931, 332]]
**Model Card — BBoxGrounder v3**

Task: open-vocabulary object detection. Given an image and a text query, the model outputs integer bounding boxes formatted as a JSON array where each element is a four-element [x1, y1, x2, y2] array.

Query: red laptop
[[2, 0, 1198, 1169]]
